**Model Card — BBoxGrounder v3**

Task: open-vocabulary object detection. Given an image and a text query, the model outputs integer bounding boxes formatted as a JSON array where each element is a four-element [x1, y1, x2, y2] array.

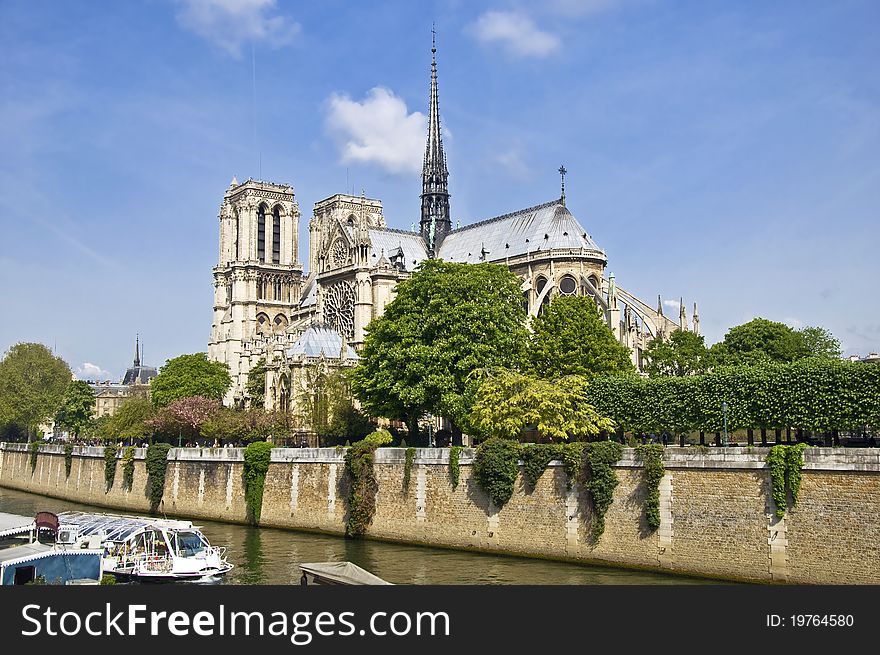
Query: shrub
[[243, 441, 275, 525], [363, 429, 393, 447]]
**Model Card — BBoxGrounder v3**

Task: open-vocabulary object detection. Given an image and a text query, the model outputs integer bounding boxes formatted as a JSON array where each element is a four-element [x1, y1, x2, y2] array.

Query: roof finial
[[558, 164, 567, 206]]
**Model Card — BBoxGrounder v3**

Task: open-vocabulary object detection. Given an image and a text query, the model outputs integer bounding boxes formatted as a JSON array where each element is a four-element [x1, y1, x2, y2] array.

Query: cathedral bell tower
[[419, 31, 451, 254]]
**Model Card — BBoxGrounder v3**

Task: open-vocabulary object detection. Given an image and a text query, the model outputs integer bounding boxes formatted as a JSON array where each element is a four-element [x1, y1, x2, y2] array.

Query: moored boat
[[57, 511, 233, 582], [299, 561, 392, 585]]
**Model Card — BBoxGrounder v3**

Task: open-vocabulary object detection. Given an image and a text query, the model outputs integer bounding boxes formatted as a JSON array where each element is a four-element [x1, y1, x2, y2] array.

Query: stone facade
[[3, 443, 878, 584]]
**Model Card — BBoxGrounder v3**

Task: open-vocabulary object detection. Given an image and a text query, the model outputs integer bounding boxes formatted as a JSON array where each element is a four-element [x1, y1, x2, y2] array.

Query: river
[[0, 487, 713, 584]]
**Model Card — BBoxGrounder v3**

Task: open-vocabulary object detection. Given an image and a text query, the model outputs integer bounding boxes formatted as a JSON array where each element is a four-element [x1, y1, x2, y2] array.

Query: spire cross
[[558, 164, 567, 205]]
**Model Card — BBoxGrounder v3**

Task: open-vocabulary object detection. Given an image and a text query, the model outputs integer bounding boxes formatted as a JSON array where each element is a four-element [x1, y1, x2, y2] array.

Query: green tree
[[798, 326, 842, 359], [54, 380, 95, 438], [351, 260, 530, 439], [109, 396, 155, 443], [0, 343, 72, 440], [528, 295, 634, 380], [709, 318, 810, 366], [246, 358, 266, 406], [150, 353, 231, 408], [643, 329, 710, 377], [468, 369, 615, 441]]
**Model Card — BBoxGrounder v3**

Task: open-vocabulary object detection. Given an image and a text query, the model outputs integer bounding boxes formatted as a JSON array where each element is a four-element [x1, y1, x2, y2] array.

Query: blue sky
[[1, 0, 878, 381]]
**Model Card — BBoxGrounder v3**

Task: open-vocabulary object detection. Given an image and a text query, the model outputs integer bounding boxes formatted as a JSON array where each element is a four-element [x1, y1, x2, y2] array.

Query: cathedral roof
[[436, 199, 604, 264], [367, 229, 429, 271], [287, 325, 359, 360], [122, 365, 157, 386]]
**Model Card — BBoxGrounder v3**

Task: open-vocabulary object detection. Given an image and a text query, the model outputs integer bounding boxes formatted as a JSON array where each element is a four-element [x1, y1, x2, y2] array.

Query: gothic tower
[[208, 178, 303, 405], [419, 32, 450, 254]]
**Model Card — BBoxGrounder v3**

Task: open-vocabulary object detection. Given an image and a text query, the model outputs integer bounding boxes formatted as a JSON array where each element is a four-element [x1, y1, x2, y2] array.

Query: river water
[[0, 487, 712, 585]]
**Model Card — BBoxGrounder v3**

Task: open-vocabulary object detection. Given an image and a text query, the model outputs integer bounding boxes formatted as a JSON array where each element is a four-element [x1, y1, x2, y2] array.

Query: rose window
[[324, 281, 355, 340], [331, 240, 348, 267]]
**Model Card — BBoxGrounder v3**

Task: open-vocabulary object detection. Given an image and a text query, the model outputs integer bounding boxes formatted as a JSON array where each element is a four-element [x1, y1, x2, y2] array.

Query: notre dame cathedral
[[208, 41, 698, 418]]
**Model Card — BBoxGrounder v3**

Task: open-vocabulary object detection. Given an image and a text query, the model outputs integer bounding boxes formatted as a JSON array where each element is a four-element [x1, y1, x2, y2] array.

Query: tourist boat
[[0, 511, 103, 585], [57, 511, 233, 582], [299, 561, 392, 585]]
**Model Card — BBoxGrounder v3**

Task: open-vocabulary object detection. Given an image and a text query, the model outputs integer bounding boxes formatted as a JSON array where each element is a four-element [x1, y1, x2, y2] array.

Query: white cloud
[[783, 317, 804, 330], [494, 148, 531, 180], [546, 0, 622, 17], [324, 87, 427, 176], [174, 0, 300, 58], [469, 11, 561, 58], [663, 299, 683, 310], [76, 363, 113, 381]]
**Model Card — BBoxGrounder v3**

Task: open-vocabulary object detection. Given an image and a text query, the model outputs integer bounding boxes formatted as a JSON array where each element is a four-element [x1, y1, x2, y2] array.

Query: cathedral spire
[[134, 334, 141, 367], [420, 25, 451, 254]]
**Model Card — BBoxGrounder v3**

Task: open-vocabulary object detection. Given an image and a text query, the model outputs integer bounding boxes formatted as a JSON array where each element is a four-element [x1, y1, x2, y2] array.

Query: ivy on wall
[[521, 443, 563, 490], [344, 440, 378, 537], [28, 440, 42, 473], [635, 444, 665, 531], [63, 443, 74, 478], [243, 441, 275, 525], [402, 447, 416, 493], [472, 438, 521, 508], [145, 443, 172, 513], [121, 446, 136, 491], [581, 441, 624, 541], [104, 444, 118, 491], [449, 446, 462, 490], [561, 442, 587, 489], [767, 443, 808, 517]]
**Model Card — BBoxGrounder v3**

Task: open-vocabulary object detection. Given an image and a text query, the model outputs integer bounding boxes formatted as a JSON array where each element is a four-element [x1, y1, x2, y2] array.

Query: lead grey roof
[[367, 229, 429, 271], [0, 512, 33, 539], [122, 365, 158, 386], [300, 274, 317, 308], [437, 199, 604, 264], [288, 325, 359, 360]]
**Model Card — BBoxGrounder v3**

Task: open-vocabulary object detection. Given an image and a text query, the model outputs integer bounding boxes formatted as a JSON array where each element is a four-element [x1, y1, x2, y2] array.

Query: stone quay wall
[[1, 443, 878, 584]]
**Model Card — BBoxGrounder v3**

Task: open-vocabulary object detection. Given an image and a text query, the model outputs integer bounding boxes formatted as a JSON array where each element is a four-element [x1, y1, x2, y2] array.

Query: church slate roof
[[122, 365, 158, 386], [367, 228, 429, 271], [287, 325, 359, 360], [436, 199, 604, 264]]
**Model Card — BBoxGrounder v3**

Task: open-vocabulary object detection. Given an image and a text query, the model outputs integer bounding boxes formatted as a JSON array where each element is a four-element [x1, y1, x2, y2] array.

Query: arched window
[[274, 314, 288, 331], [588, 275, 600, 292], [535, 276, 547, 296], [522, 290, 530, 313], [233, 210, 239, 260], [256, 313, 270, 336], [257, 205, 267, 262], [559, 275, 577, 295], [272, 206, 281, 263], [274, 279, 282, 301]]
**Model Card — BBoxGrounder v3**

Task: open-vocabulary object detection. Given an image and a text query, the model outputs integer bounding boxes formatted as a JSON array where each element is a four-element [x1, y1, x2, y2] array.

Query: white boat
[[57, 511, 233, 582], [299, 561, 393, 585]]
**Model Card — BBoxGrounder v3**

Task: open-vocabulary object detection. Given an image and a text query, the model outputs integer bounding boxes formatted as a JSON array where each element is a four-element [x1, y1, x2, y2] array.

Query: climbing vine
[[449, 446, 462, 490], [243, 441, 275, 525], [344, 440, 378, 537], [28, 440, 42, 473], [561, 442, 587, 489], [521, 443, 563, 490], [767, 443, 809, 517], [582, 441, 624, 541], [145, 443, 172, 513], [121, 446, 136, 491], [104, 443, 118, 491], [402, 447, 416, 493], [473, 438, 521, 508], [635, 444, 665, 531], [63, 443, 74, 478]]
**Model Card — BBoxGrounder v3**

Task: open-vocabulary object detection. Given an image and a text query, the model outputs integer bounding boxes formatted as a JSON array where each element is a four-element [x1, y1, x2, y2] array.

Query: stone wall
[[1, 443, 878, 584]]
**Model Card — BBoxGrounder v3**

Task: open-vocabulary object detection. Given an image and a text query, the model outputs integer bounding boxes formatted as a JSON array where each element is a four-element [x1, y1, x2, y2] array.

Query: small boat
[[57, 511, 233, 582], [0, 511, 103, 585], [299, 561, 393, 585]]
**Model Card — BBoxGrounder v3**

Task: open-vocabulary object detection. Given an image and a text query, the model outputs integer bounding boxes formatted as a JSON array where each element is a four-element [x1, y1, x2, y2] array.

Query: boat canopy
[[300, 561, 392, 585], [58, 512, 194, 542], [0, 542, 53, 565], [0, 512, 34, 539]]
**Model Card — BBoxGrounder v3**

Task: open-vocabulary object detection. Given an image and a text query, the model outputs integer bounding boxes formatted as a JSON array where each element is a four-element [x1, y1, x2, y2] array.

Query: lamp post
[[721, 401, 729, 447]]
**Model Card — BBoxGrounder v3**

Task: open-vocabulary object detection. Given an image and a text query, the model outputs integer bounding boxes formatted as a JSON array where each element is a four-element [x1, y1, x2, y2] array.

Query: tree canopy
[[351, 260, 530, 436], [150, 353, 231, 408], [528, 295, 634, 380], [246, 358, 266, 407], [643, 329, 710, 377], [799, 326, 842, 359], [467, 369, 614, 442], [0, 342, 72, 439], [54, 380, 95, 438], [709, 318, 810, 365]]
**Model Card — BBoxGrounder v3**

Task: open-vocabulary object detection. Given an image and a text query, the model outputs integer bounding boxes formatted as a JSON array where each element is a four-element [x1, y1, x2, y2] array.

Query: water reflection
[[0, 488, 711, 585]]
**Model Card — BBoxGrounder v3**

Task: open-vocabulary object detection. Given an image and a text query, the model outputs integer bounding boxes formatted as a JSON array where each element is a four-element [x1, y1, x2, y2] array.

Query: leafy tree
[[246, 357, 267, 407], [54, 380, 95, 438], [109, 396, 155, 443], [200, 407, 293, 444], [298, 367, 371, 444], [468, 369, 614, 441], [0, 343, 72, 440], [643, 329, 710, 377], [709, 318, 810, 366], [798, 326, 842, 359], [528, 295, 634, 380], [351, 260, 530, 438], [147, 396, 220, 441], [150, 353, 231, 408]]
